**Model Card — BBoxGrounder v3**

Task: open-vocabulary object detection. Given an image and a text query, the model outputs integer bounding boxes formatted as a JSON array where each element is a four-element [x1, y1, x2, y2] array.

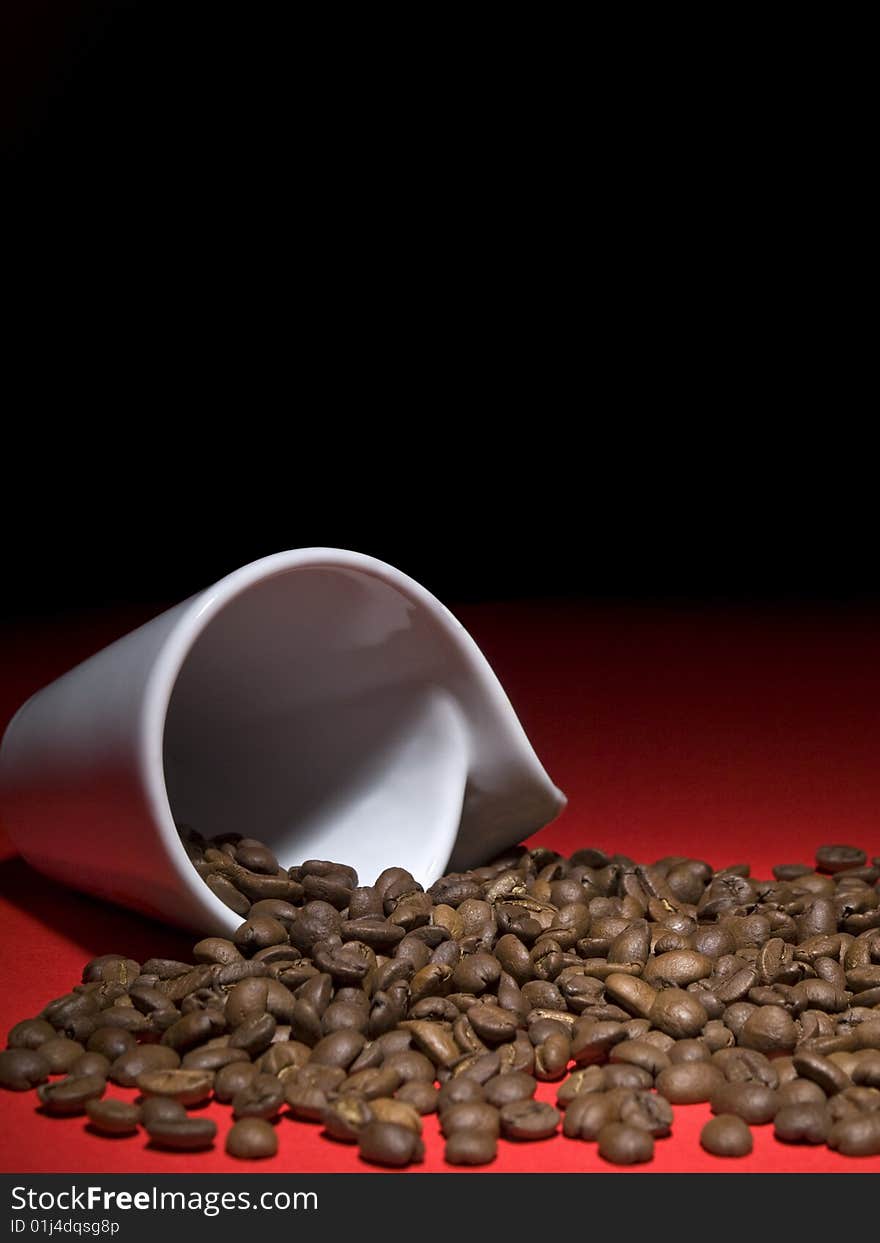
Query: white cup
[[0, 549, 564, 934]]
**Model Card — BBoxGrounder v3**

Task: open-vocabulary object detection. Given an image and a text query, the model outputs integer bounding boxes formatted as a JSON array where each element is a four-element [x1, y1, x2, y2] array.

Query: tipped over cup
[[0, 549, 565, 934]]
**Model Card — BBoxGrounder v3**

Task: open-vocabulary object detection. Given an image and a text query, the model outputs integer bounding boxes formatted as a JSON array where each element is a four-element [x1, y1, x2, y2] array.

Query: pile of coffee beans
[[2, 832, 879, 1166]]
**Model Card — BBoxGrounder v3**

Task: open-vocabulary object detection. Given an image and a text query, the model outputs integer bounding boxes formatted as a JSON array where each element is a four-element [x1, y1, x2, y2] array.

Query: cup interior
[[161, 563, 469, 891]]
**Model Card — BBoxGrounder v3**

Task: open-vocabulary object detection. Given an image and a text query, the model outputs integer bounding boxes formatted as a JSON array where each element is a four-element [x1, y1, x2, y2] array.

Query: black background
[[1, 4, 873, 621]]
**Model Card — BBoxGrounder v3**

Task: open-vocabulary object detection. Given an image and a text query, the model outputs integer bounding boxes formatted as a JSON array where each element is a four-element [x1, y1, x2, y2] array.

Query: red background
[[1, 601, 878, 1173]]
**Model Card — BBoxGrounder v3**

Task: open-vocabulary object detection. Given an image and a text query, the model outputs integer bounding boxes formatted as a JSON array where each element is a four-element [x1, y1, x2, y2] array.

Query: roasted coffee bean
[[228, 1014, 276, 1057], [499, 1098, 560, 1140], [483, 1072, 537, 1107], [193, 938, 243, 965], [437, 1078, 486, 1113], [86, 1099, 141, 1135], [226, 1117, 278, 1159], [214, 1061, 259, 1102], [710, 1082, 779, 1125], [792, 1049, 852, 1095], [358, 1120, 424, 1166], [602, 1064, 653, 1092], [110, 1045, 180, 1087], [816, 845, 867, 874], [322, 1094, 373, 1141], [368, 1098, 422, 1133], [564, 1091, 621, 1139], [700, 1114, 753, 1156], [610, 1040, 670, 1076], [384, 1050, 435, 1084], [739, 1006, 798, 1054], [394, 1080, 438, 1114], [774, 1102, 831, 1143], [619, 1090, 673, 1136], [39, 1037, 86, 1074], [714, 1048, 779, 1089], [649, 990, 708, 1040], [777, 1078, 827, 1108], [38, 1074, 105, 1115], [70, 1052, 111, 1079], [7, 1019, 55, 1050], [440, 1102, 501, 1138], [139, 1097, 187, 1128], [182, 1046, 250, 1072], [232, 1073, 284, 1120], [147, 1117, 217, 1150], [602, 974, 657, 1019], [643, 950, 713, 987], [136, 1069, 213, 1106], [827, 1112, 880, 1155], [445, 1130, 498, 1165], [310, 1030, 366, 1070], [340, 1067, 401, 1100], [668, 1039, 710, 1064], [206, 874, 252, 916], [0, 1048, 49, 1091], [597, 1121, 654, 1165], [656, 1062, 724, 1104]]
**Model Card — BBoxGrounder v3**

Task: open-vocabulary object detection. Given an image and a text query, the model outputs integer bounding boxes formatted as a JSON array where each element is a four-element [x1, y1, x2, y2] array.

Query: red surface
[[1, 601, 879, 1174]]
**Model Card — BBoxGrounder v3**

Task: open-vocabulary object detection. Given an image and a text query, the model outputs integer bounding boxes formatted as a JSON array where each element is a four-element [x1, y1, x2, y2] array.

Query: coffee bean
[[147, 1117, 217, 1150], [367, 1098, 422, 1133], [39, 1037, 86, 1074], [0, 1049, 49, 1091], [603, 974, 657, 1019], [358, 1120, 424, 1166], [739, 1006, 798, 1054], [597, 1121, 654, 1164], [182, 1045, 251, 1071], [777, 1079, 827, 1108], [774, 1102, 831, 1143], [619, 1090, 673, 1136], [478, 1072, 533, 1108], [440, 1102, 500, 1138], [701, 1114, 753, 1156], [792, 1049, 852, 1095], [445, 1130, 498, 1164], [643, 950, 713, 988], [610, 1039, 670, 1076], [70, 1052, 111, 1079], [710, 1082, 779, 1125], [649, 990, 708, 1040], [668, 1039, 710, 1064], [140, 1097, 187, 1127], [816, 845, 867, 874], [656, 1062, 724, 1104], [322, 1095, 373, 1142], [38, 1074, 105, 1115], [385, 1050, 435, 1084], [827, 1112, 880, 1155], [563, 1091, 621, 1139], [110, 1045, 180, 1087], [86, 1099, 141, 1135], [394, 1080, 437, 1114], [602, 1064, 653, 1091], [310, 1030, 366, 1069], [136, 1068, 214, 1106], [232, 1073, 284, 1120], [499, 1099, 560, 1140], [226, 1117, 278, 1159], [6, 1019, 55, 1050]]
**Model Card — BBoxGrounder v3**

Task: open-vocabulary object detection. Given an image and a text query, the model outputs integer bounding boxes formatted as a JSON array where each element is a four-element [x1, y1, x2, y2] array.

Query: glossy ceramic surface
[[0, 549, 565, 933]]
